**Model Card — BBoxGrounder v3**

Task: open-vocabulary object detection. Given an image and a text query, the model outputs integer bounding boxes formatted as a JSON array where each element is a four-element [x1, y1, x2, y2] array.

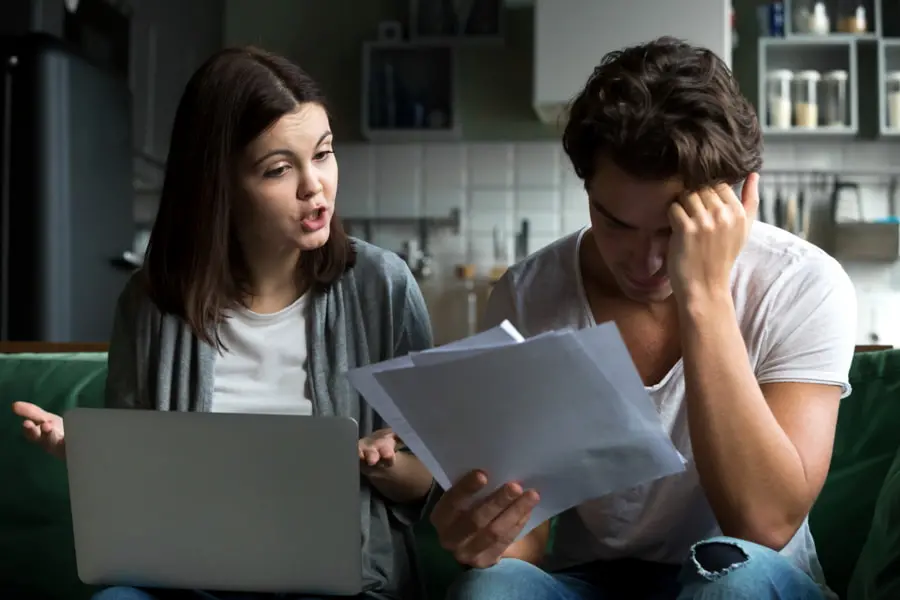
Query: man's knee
[[446, 558, 553, 600], [91, 587, 159, 600], [678, 537, 824, 600]]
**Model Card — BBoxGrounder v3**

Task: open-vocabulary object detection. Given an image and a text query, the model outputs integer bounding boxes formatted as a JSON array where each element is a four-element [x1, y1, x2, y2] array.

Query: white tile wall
[[333, 138, 900, 342], [337, 141, 591, 274], [132, 137, 900, 343], [336, 138, 900, 269]]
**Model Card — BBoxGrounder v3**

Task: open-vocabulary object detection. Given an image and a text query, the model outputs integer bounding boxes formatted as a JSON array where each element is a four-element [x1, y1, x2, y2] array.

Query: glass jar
[[822, 70, 848, 128], [793, 70, 821, 128], [887, 72, 900, 130], [766, 69, 794, 129], [836, 0, 867, 33]]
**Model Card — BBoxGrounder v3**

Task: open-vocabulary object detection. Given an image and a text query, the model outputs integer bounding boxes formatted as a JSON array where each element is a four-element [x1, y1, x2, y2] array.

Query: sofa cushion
[[809, 349, 900, 598], [0, 353, 107, 600], [847, 444, 900, 600]]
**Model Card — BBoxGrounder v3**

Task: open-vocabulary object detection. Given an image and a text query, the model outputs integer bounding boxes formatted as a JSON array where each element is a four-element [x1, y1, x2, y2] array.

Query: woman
[[11, 46, 436, 600]]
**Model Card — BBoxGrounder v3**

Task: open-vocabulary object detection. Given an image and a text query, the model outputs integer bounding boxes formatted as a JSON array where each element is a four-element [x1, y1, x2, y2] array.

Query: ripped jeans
[[445, 536, 825, 600]]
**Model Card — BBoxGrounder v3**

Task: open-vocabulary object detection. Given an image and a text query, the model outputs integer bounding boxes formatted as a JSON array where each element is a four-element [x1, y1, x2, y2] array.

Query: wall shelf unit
[[878, 39, 900, 136], [409, 0, 504, 44], [758, 37, 859, 136], [757, 0, 900, 140], [781, 0, 880, 39], [361, 42, 461, 142]]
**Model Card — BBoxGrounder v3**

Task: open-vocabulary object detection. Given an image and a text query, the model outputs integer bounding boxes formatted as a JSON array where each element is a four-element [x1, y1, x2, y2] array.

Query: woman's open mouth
[[300, 207, 328, 232]]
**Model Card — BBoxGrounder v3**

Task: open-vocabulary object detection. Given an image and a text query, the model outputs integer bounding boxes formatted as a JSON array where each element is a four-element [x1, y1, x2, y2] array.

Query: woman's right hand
[[12, 401, 66, 459]]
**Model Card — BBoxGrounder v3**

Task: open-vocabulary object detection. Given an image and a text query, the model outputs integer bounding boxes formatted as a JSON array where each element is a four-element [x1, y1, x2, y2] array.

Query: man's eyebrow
[[592, 202, 636, 229]]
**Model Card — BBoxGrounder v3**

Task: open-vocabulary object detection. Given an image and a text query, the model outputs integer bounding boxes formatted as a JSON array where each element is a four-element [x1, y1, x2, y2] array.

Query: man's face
[[586, 160, 685, 304]]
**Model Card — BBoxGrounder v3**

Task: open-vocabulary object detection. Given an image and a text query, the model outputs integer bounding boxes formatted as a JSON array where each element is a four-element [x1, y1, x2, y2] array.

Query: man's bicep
[[762, 381, 841, 502], [755, 258, 856, 504]]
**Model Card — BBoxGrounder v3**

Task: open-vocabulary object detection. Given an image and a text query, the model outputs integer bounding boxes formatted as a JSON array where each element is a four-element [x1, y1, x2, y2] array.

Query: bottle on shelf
[[809, 2, 831, 35], [822, 70, 848, 128], [793, 0, 813, 33], [836, 1, 867, 34]]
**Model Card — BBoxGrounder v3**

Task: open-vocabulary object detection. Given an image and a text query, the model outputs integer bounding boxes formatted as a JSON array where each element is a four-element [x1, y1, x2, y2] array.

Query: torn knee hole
[[692, 541, 750, 575]]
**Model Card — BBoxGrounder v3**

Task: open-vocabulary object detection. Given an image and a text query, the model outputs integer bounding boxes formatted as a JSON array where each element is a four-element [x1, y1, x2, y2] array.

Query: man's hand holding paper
[[429, 470, 542, 569], [346, 320, 686, 563]]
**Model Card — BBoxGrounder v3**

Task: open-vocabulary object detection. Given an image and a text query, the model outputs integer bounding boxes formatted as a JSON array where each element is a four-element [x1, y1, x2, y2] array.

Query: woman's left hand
[[359, 428, 404, 470]]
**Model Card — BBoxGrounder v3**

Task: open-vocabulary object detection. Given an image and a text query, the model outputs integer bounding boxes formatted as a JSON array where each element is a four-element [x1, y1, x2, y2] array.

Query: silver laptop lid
[[64, 408, 362, 595]]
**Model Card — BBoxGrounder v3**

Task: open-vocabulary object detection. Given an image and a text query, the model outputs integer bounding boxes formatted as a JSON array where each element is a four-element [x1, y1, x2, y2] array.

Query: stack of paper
[[346, 321, 686, 537]]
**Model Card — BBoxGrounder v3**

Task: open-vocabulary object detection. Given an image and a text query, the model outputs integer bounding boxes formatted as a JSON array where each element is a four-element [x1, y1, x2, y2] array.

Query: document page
[[347, 322, 685, 536]]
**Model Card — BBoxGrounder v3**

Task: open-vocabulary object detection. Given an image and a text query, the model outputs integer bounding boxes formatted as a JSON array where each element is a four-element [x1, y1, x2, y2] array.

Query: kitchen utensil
[[492, 226, 508, 264], [773, 186, 785, 228], [888, 176, 898, 219], [829, 179, 863, 222], [515, 219, 530, 261], [758, 186, 767, 223], [785, 192, 798, 234]]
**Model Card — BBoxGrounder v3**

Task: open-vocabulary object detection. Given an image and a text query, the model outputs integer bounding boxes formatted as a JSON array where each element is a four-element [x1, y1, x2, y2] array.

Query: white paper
[[410, 326, 569, 368], [347, 322, 686, 538], [345, 321, 524, 486]]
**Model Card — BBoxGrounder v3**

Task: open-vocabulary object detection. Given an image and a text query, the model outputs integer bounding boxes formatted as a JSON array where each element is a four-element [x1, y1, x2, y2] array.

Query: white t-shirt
[[210, 294, 313, 416], [484, 223, 856, 596]]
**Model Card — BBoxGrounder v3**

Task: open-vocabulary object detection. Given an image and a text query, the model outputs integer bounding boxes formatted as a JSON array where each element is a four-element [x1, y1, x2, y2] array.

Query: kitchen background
[[1, 0, 899, 346]]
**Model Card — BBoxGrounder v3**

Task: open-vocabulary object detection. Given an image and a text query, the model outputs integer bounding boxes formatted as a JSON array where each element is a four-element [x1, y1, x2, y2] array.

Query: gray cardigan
[[104, 239, 437, 600]]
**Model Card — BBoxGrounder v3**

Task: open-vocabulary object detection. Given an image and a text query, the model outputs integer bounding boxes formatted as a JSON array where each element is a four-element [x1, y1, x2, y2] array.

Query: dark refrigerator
[[0, 33, 134, 343]]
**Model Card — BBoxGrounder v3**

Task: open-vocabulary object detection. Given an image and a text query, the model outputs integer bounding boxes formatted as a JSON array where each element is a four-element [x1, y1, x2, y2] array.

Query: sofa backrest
[[2, 344, 899, 600], [809, 348, 900, 597]]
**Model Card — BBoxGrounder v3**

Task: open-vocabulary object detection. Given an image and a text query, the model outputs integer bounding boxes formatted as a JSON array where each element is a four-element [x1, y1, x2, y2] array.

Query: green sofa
[[1, 349, 899, 599]]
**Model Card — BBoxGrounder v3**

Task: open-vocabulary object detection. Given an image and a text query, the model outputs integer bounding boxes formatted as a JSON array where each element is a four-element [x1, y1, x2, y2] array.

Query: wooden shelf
[[781, 0, 880, 38], [761, 125, 858, 137]]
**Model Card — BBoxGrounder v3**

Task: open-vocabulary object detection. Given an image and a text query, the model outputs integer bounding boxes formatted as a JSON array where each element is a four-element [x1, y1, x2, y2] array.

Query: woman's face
[[235, 102, 338, 254]]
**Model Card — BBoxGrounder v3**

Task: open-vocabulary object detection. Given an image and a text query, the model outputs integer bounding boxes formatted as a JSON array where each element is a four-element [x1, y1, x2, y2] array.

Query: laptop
[[64, 408, 362, 595]]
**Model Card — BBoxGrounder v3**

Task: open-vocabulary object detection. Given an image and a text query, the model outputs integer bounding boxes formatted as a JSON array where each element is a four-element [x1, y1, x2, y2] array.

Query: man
[[431, 37, 855, 600]]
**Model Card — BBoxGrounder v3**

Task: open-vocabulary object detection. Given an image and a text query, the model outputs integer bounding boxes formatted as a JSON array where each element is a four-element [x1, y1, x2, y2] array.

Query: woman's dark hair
[[562, 36, 762, 190], [143, 46, 355, 345]]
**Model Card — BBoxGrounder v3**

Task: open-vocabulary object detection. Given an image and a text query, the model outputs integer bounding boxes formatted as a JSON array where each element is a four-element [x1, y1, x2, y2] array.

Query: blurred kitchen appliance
[[0, 33, 133, 342]]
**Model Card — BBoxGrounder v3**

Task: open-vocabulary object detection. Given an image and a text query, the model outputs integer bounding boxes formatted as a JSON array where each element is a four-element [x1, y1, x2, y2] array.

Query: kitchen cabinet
[[532, 0, 731, 125], [362, 42, 461, 141], [409, 0, 504, 44], [759, 0, 900, 139], [129, 0, 224, 166], [758, 38, 859, 137]]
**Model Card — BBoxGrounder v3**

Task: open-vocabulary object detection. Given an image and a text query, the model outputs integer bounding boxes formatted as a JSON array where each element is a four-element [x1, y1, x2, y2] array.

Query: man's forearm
[[365, 452, 434, 504], [679, 290, 810, 549]]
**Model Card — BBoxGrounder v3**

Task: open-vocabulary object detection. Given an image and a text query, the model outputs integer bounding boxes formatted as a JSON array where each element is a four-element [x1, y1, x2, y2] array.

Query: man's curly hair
[[562, 37, 762, 191]]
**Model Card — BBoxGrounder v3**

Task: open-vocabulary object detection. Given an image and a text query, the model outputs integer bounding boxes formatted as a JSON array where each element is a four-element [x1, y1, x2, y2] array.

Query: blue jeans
[[446, 536, 826, 600], [91, 589, 337, 600]]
